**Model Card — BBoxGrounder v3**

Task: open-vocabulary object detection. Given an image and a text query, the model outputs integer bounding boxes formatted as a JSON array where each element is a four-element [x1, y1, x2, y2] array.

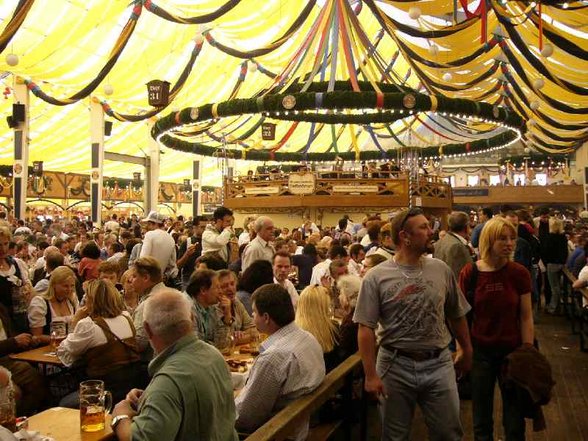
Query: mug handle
[[104, 391, 113, 414]]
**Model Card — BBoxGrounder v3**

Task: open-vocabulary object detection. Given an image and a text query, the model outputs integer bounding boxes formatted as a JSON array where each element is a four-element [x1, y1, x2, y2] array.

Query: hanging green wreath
[[152, 81, 525, 162]]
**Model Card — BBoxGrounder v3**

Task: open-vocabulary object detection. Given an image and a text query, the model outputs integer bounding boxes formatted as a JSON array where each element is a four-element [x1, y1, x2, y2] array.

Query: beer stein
[[79, 380, 112, 432], [50, 321, 67, 352]]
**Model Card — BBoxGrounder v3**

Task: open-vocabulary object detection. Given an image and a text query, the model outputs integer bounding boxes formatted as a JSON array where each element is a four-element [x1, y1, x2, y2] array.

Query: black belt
[[382, 344, 445, 361]]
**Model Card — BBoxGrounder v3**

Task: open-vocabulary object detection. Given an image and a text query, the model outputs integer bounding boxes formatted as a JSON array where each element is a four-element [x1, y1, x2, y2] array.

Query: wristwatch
[[111, 414, 131, 430]]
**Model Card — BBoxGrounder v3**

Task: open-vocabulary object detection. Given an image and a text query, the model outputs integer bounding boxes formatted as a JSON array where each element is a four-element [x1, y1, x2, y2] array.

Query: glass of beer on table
[[50, 321, 67, 352], [79, 380, 112, 432]]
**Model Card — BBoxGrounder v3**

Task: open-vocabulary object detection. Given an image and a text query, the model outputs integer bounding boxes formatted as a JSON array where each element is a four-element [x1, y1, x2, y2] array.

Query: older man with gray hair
[[433, 211, 474, 281], [111, 289, 238, 441], [241, 215, 275, 272]]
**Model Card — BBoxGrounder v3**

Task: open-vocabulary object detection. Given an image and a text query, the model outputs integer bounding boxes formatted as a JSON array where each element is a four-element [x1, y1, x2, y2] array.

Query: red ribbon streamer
[[459, 0, 484, 19], [376, 92, 384, 109], [481, 0, 487, 44], [272, 122, 299, 152]]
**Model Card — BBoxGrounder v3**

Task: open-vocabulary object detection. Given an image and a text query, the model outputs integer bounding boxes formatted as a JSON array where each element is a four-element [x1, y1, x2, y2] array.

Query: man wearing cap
[[139, 211, 178, 283]]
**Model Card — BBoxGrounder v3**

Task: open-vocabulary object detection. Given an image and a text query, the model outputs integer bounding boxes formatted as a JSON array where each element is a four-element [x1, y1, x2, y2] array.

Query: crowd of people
[[0, 203, 573, 439]]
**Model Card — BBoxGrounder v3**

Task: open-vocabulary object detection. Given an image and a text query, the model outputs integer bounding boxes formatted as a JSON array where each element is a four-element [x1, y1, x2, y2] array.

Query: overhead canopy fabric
[[0, 0, 585, 185]]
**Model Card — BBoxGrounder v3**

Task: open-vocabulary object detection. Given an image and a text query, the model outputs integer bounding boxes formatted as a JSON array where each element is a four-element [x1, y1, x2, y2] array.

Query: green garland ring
[[152, 81, 526, 162]]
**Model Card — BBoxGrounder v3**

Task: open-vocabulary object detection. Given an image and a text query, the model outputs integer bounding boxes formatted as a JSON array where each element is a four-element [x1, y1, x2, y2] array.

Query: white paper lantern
[[540, 43, 553, 58], [524, 147, 530, 153], [5, 53, 18, 66], [248, 61, 258, 72], [194, 33, 205, 45], [533, 78, 545, 90], [429, 44, 439, 56], [442, 72, 453, 82], [530, 101, 540, 110], [103, 84, 114, 96], [408, 7, 421, 20]]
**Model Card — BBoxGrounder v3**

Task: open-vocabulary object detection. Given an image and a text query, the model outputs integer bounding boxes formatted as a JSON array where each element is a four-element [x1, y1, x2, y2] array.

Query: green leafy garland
[[152, 80, 525, 162], [498, 154, 569, 166]]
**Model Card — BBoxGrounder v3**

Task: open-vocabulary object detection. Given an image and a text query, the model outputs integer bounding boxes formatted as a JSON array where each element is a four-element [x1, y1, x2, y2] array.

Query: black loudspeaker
[[584, 167, 588, 184], [6, 116, 16, 129], [12, 104, 25, 122], [104, 121, 113, 136]]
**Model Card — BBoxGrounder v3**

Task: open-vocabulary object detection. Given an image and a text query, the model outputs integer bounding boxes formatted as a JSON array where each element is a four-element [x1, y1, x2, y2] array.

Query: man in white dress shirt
[[347, 243, 365, 276], [201, 207, 235, 264], [241, 216, 275, 272], [272, 251, 299, 309], [139, 211, 177, 282], [104, 213, 121, 235], [309, 245, 348, 286]]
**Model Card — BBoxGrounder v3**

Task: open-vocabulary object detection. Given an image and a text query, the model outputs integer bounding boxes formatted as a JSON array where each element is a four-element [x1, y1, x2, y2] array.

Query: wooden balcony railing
[[224, 173, 452, 211]]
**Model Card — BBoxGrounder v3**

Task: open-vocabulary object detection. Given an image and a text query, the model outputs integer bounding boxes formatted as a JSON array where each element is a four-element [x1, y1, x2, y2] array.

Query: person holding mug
[[79, 380, 112, 432]]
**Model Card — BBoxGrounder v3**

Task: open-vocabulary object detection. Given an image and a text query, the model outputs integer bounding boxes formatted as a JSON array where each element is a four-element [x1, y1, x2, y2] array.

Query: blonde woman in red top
[[459, 217, 534, 441]]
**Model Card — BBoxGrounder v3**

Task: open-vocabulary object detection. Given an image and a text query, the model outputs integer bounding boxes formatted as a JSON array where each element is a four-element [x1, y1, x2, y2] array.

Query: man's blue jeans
[[376, 347, 462, 441], [471, 345, 525, 441]]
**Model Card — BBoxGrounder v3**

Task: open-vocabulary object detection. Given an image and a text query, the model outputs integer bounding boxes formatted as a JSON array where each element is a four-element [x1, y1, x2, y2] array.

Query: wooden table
[[27, 407, 114, 441], [10, 345, 64, 366]]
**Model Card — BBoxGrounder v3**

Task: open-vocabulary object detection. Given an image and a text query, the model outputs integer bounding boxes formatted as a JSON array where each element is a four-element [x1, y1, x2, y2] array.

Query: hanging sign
[[261, 123, 276, 140], [453, 188, 489, 197], [332, 184, 379, 193], [146, 80, 171, 107], [33, 161, 43, 177], [288, 173, 315, 195], [244, 185, 280, 195]]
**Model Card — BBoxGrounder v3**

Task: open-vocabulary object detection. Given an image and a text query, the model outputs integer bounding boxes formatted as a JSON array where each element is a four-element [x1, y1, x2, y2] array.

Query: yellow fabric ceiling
[[0, 0, 585, 186]]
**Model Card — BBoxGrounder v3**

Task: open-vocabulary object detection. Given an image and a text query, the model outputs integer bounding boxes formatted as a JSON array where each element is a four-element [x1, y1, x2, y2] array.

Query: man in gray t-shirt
[[354, 208, 473, 441]]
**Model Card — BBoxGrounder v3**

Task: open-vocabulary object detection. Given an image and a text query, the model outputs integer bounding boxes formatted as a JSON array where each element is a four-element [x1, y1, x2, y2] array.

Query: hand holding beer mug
[[80, 380, 112, 432]]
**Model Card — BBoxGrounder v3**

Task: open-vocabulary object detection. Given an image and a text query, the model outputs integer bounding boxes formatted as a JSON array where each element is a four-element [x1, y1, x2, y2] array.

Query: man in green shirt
[[112, 289, 238, 441]]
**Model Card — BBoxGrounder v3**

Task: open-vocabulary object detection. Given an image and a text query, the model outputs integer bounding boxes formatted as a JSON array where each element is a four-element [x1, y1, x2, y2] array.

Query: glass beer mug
[[79, 380, 112, 432], [50, 321, 67, 353]]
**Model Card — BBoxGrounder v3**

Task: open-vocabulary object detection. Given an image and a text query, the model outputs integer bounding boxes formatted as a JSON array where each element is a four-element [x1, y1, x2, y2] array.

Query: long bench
[[561, 267, 588, 351], [244, 353, 366, 441]]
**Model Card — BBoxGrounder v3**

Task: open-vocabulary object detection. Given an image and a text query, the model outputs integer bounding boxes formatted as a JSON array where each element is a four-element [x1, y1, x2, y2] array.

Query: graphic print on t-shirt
[[382, 278, 446, 345]]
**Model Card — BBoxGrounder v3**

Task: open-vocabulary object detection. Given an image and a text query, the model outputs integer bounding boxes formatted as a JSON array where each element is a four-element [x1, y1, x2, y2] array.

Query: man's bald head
[[143, 289, 193, 344]]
